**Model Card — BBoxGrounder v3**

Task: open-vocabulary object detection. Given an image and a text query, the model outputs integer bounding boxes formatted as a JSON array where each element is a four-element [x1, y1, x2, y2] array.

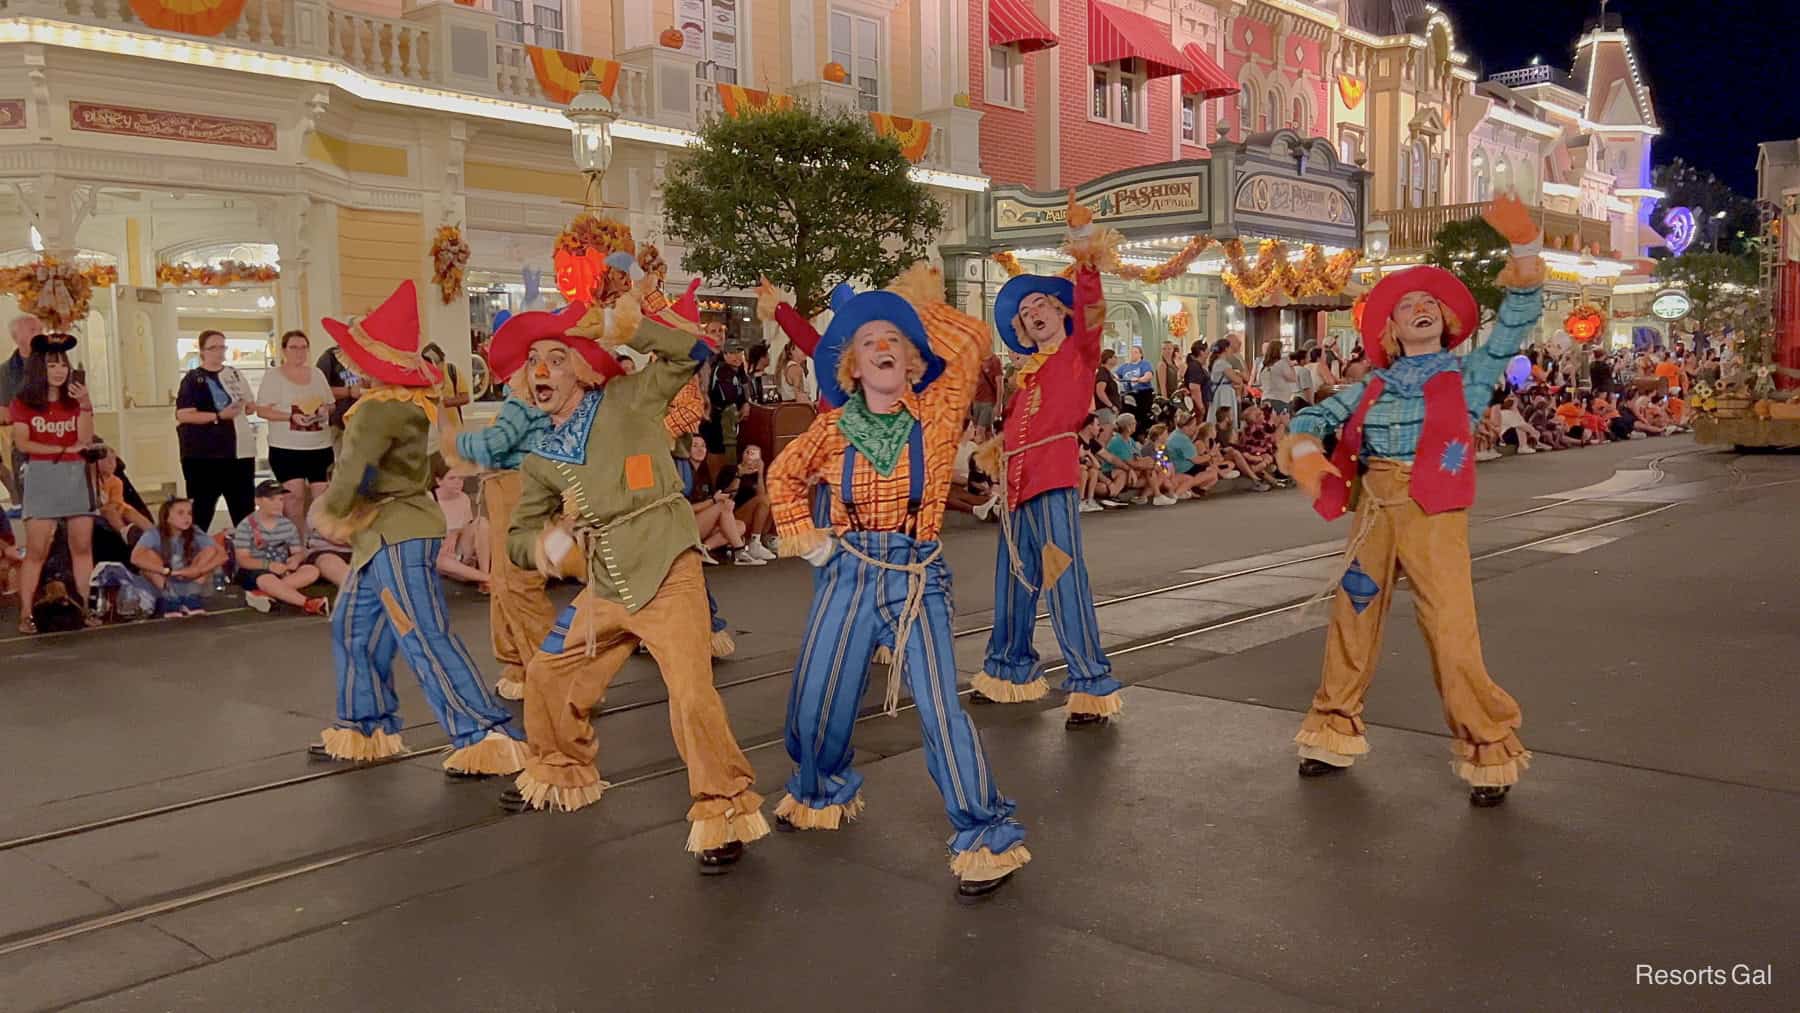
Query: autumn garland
[[1220, 239, 1360, 307], [156, 260, 279, 286], [0, 259, 117, 330], [431, 225, 471, 305], [990, 235, 1212, 285]]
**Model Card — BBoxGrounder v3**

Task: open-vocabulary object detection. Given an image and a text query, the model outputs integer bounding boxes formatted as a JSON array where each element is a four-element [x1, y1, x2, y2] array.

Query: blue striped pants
[[785, 531, 1026, 860], [982, 487, 1120, 697], [331, 538, 518, 749]]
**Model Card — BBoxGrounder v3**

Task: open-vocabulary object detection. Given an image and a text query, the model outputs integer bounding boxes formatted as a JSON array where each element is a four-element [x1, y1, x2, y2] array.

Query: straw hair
[[1379, 301, 1465, 360], [835, 332, 926, 396]]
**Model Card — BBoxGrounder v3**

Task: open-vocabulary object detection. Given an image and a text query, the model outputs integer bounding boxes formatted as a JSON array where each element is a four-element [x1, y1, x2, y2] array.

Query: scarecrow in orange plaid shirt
[[766, 264, 1029, 902]]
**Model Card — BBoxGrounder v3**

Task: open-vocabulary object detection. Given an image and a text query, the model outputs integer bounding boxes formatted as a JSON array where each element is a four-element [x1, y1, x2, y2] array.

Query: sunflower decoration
[[430, 225, 471, 304], [1691, 381, 1717, 414]]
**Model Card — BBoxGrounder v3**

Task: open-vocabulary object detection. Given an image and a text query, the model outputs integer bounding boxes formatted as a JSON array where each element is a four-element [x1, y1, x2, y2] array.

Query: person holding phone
[[175, 329, 258, 533], [8, 333, 97, 633], [257, 330, 335, 537]]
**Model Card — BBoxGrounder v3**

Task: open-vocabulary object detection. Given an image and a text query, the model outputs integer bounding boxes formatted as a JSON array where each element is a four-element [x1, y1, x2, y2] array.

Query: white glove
[[801, 535, 837, 568], [542, 527, 575, 567]]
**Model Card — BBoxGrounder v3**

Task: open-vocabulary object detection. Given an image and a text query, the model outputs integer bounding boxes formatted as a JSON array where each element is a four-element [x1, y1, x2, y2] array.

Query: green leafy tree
[[1426, 217, 1508, 326], [662, 103, 946, 318], [1653, 251, 1759, 332]]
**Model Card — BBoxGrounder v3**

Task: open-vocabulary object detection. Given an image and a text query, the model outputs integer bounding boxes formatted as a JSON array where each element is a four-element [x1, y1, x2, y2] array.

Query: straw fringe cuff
[[773, 792, 866, 831], [443, 731, 529, 775], [710, 629, 737, 659], [686, 791, 771, 852], [950, 844, 1032, 882], [1294, 719, 1370, 757], [513, 769, 609, 813], [1452, 737, 1531, 787], [493, 676, 526, 701], [971, 672, 1049, 703], [318, 727, 407, 762], [1066, 691, 1122, 717]]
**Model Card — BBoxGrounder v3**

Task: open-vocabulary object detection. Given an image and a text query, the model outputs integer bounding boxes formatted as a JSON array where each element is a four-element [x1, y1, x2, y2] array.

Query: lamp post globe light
[[1363, 218, 1390, 263], [565, 68, 618, 210]]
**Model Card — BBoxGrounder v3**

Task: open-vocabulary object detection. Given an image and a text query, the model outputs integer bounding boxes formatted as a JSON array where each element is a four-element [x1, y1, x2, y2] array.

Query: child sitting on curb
[[232, 480, 328, 615]]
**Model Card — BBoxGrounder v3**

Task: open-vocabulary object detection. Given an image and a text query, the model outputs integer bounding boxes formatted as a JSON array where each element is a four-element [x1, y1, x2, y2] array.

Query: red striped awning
[[1088, 0, 1191, 80], [1180, 42, 1236, 99], [989, 0, 1058, 53]]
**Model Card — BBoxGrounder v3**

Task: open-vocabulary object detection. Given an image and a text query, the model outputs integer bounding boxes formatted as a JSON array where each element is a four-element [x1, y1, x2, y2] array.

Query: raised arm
[[757, 278, 822, 359], [1462, 193, 1547, 419], [453, 397, 546, 471]]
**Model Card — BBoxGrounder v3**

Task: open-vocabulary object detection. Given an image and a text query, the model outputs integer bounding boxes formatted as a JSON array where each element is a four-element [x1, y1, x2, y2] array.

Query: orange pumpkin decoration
[[660, 27, 686, 49], [553, 247, 606, 303], [823, 61, 849, 84], [1563, 304, 1606, 343]]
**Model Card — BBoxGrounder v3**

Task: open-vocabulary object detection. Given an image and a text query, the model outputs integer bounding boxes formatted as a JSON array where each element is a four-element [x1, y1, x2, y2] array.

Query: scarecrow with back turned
[[1278, 194, 1545, 807]]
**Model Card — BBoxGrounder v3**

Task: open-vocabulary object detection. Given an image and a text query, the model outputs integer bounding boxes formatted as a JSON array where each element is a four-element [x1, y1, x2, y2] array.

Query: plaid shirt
[[664, 376, 708, 440], [768, 300, 987, 550], [454, 396, 550, 472], [1290, 286, 1541, 463], [1235, 420, 1277, 457]]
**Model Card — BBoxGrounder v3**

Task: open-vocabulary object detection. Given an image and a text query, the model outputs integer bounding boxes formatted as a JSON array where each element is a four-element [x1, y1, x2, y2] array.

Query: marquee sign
[[1233, 174, 1352, 227], [70, 102, 276, 150], [1650, 288, 1692, 320], [1224, 131, 1364, 249], [990, 162, 1212, 241]]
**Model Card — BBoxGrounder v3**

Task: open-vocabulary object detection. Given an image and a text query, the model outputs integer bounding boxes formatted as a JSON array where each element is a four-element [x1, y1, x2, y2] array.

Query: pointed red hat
[[1358, 266, 1479, 369], [487, 301, 590, 380], [320, 280, 442, 388]]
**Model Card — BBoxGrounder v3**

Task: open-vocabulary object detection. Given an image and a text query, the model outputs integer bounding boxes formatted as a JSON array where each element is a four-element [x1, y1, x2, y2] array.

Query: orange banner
[[868, 113, 933, 162], [1337, 74, 1366, 110], [716, 84, 794, 117], [526, 47, 621, 105], [128, 0, 246, 36]]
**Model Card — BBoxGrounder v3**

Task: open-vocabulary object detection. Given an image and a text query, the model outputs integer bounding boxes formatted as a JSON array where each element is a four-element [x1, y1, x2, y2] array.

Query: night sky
[[1447, 0, 1797, 194]]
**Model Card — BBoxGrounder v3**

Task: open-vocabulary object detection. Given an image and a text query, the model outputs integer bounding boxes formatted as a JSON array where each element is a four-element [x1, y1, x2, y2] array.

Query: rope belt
[[568, 491, 687, 656], [1303, 462, 1414, 617], [837, 537, 943, 717], [995, 431, 1078, 591]]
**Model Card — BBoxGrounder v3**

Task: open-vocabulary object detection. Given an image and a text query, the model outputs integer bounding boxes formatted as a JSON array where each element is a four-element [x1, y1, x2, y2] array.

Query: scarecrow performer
[[440, 303, 581, 701], [307, 281, 528, 777], [766, 264, 1030, 902], [972, 194, 1123, 727], [1278, 194, 1544, 807], [497, 275, 767, 874]]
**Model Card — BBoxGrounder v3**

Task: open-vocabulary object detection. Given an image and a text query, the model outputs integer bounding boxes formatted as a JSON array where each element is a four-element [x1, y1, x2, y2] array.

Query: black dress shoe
[[445, 767, 492, 781], [307, 743, 337, 761], [1297, 758, 1346, 778], [697, 840, 744, 874], [499, 787, 531, 812], [967, 690, 995, 705], [1065, 712, 1110, 729], [955, 871, 1013, 903], [772, 813, 797, 833], [1469, 785, 1510, 808]]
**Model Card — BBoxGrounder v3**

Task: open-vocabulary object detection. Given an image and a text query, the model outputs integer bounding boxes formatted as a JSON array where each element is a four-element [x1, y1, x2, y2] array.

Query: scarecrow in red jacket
[[1278, 194, 1544, 807]]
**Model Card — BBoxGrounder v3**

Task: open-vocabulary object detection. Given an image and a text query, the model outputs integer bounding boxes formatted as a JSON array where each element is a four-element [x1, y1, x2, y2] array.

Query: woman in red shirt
[[8, 332, 96, 633]]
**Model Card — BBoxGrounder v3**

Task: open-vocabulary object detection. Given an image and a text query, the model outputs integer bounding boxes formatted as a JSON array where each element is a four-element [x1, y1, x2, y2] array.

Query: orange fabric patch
[[624, 454, 655, 490]]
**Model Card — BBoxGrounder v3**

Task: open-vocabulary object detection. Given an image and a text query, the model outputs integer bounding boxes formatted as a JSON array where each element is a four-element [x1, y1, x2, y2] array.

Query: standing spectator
[[1182, 339, 1211, 415], [232, 480, 328, 614], [1258, 341, 1301, 409], [1342, 347, 1372, 382], [776, 340, 815, 404], [257, 330, 335, 537], [743, 342, 773, 404], [9, 333, 97, 632], [1209, 335, 1248, 429], [132, 497, 226, 616], [1653, 350, 1682, 395], [421, 343, 471, 425], [1588, 353, 1613, 396], [971, 348, 1003, 433], [1093, 349, 1123, 425], [703, 342, 751, 468], [316, 342, 366, 447], [175, 329, 257, 533], [0, 315, 40, 505], [1116, 345, 1155, 428], [1155, 342, 1184, 400]]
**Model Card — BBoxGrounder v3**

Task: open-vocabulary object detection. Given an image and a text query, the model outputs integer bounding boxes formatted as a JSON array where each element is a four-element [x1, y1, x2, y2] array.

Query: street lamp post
[[564, 68, 618, 212], [1711, 209, 1727, 254]]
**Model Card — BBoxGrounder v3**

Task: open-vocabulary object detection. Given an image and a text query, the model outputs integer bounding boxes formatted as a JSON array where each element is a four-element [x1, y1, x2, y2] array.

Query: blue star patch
[[1341, 560, 1380, 614], [1439, 439, 1469, 476]]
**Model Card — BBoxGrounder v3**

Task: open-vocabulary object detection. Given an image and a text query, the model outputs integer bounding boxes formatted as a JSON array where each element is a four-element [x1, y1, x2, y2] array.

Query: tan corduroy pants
[[514, 550, 766, 848], [1295, 462, 1530, 786], [481, 471, 557, 697]]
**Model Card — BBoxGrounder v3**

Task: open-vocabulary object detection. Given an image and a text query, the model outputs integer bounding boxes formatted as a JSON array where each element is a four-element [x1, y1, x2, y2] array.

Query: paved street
[[3, 438, 1797, 1011]]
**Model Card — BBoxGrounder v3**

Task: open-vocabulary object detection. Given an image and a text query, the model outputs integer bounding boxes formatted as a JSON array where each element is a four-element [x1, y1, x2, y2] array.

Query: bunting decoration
[[716, 84, 794, 117], [1220, 239, 1361, 307], [868, 113, 934, 162], [1337, 74, 1366, 110], [128, 0, 246, 37], [527, 47, 621, 105], [1, 259, 118, 331]]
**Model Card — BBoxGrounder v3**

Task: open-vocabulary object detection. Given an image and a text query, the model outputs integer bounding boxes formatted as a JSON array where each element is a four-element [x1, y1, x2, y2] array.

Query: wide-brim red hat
[[321, 280, 442, 388], [488, 301, 591, 380], [1359, 266, 1479, 369]]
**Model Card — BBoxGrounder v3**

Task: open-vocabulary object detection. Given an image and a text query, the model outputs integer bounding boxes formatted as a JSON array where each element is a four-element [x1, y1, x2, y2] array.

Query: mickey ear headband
[[30, 332, 77, 355]]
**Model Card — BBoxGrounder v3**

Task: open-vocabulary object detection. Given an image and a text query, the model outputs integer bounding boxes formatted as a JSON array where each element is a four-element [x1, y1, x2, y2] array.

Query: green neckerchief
[[836, 392, 917, 476]]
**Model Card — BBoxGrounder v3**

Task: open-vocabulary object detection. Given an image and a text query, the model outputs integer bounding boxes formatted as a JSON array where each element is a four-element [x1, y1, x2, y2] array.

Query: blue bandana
[[533, 388, 603, 465]]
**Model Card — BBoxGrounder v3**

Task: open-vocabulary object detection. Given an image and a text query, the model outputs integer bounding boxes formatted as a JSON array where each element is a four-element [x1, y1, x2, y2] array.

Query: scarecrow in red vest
[[1277, 194, 1544, 807]]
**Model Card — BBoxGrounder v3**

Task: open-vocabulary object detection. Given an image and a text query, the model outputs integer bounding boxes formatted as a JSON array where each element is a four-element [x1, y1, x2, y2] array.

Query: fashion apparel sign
[[989, 163, 1212, 240]]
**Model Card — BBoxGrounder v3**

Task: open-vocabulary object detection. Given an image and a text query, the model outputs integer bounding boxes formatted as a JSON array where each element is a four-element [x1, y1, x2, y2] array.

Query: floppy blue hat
[[993, 273, 1075, 355], [815, 284, 945, 408]]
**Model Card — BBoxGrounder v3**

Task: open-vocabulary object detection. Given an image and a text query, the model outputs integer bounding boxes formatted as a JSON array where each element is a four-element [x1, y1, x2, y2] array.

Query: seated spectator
[[132, 497, 226, 616], [1525, 395, 1570, 450], [306, 528, 353, 587], [1630, 393, 1670, 437], [94, 446, 152, 541], [1641, 392, 1683, 433], [1592, 394, 1633, 441], [1223, 403, 1284, 491], [1495, 395, 1541, 454], [731, 444, 779, 560], [1476, 401, 1505, 460], [433, 469, 489, 588], [1076, 414, 1107, 513], [1101, 414, 1174, 506], [232, 480, 328, 615], [949, 421, 998, 520], [676, 437, 761, 565], [1161, 413, 1220, 499]]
